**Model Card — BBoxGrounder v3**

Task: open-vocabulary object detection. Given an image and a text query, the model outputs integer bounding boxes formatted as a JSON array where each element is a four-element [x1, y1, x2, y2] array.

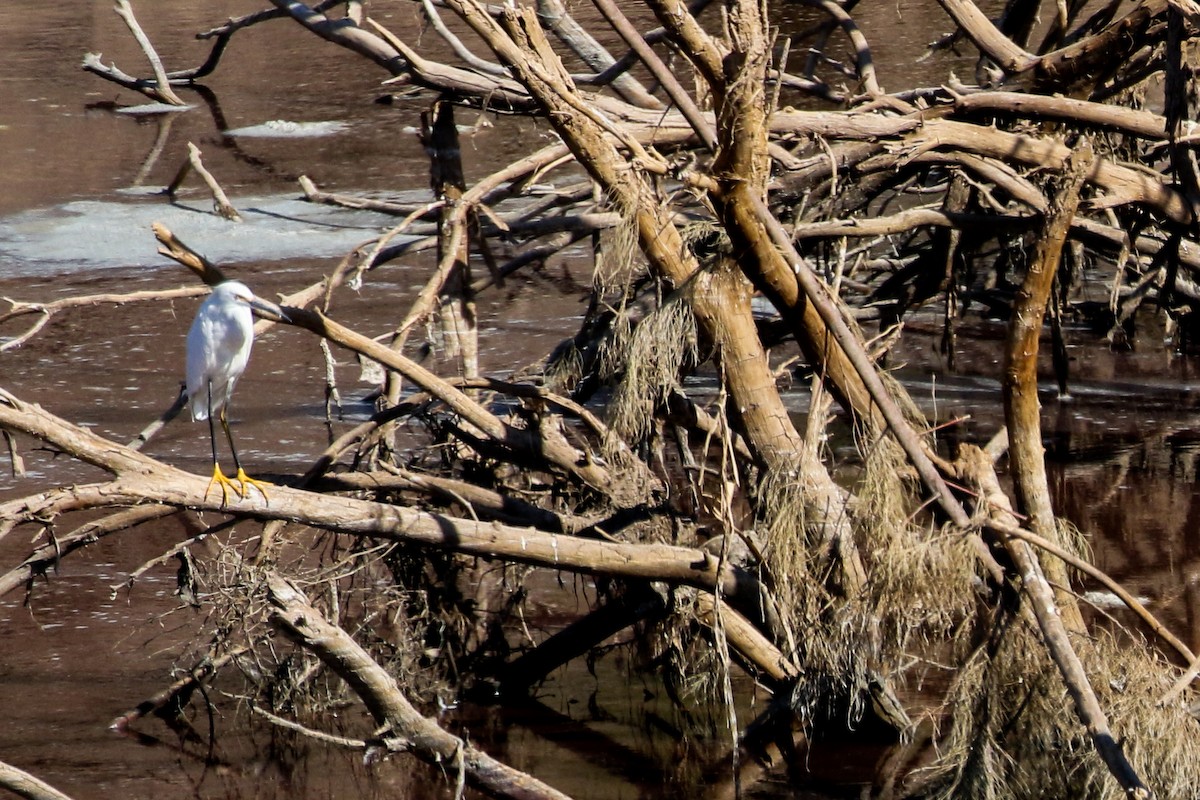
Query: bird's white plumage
[[186, 281, 258, 422]]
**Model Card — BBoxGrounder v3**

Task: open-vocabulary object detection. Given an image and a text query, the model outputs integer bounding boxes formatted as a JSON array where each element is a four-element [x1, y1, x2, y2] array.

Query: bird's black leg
[[207, 383, 220, 467], [203, 382, 239, 506], [220, 406, 242, 478], [221, 406, 272, 501]]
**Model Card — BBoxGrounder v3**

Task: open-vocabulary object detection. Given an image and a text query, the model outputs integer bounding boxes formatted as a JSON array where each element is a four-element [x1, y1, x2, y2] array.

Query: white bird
[[185, 280, 286, 504]]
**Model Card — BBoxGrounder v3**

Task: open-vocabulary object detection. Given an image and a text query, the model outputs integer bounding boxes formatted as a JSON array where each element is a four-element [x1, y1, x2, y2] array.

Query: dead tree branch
[[267, 573, 576, 800], [0, 761, 77, 800]]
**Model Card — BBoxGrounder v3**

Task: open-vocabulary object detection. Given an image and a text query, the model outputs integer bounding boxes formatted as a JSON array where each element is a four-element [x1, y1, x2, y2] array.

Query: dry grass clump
[[602, 296, 697, 446], [927, 619, 1200, 799], [1098, 637, 1200, 800], [756, 432, 980, 735], [756, 462, 872, 725], [183, 532, 461, 716], [855, 435, 977, 654]]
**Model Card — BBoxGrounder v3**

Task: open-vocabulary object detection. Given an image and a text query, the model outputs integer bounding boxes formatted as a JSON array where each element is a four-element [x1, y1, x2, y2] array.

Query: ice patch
[[225, 119, 349, 138], [0, 193, 418, 276], [115, 102, 195, 115]]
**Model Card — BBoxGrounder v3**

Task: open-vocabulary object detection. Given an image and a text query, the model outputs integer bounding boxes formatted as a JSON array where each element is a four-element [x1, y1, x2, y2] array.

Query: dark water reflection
[[891, 319, 1200, 654], [1, 1, 1198, 798]]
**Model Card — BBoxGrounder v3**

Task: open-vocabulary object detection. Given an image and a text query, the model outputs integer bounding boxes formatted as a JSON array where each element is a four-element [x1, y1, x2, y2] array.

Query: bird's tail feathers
[[189, 394, 211, 422]]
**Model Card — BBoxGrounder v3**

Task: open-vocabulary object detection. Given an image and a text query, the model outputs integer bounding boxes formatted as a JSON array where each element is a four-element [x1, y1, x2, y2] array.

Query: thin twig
[[112, 0, 187, 105]]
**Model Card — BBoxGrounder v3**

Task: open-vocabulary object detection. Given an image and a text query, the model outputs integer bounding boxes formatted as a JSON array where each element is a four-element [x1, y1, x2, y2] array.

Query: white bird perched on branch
[[185, 280, 287, 504]]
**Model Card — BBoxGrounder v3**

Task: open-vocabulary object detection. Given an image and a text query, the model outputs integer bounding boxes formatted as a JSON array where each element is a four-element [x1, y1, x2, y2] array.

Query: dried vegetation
[[5, 0, 1200, 798]]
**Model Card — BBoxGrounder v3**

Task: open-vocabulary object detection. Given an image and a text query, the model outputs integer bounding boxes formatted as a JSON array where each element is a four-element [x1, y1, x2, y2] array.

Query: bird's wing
[[185, 300, 254, 421]]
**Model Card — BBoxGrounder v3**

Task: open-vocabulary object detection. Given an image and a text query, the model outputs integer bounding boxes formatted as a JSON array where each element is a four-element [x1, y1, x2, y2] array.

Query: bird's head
[[215, 281, 289, 322]]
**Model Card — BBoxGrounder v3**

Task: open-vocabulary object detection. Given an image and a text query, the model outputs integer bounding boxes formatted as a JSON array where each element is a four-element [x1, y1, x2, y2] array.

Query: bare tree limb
[[111, 0, 187, 105], [0, 761, 77, 800], [166, 143, 243, 222], [267, 573, 577, 800]]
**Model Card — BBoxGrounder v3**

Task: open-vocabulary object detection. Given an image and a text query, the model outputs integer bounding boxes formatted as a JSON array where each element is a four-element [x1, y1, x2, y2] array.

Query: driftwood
[[0, 391, 753, 601], [0, 761, 76, 800], [266, 574, 573, 800], [109, 647, 247, 731], [0, 286, 205, 353], [165, 143, 242, 222], [80, 1, 187, 105], [9, 0, 1200, 797]]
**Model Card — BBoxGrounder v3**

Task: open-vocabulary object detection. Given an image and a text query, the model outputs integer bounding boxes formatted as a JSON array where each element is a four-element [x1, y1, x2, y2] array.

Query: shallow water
[[2, 1, 1199, 799]]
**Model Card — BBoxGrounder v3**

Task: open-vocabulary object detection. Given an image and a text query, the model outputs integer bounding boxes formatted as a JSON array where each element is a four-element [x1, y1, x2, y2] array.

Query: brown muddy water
[[1, 2, 1199, 799]]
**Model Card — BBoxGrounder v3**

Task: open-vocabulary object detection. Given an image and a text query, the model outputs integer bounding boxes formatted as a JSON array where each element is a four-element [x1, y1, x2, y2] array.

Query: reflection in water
[[893, 322, 1200, 656]]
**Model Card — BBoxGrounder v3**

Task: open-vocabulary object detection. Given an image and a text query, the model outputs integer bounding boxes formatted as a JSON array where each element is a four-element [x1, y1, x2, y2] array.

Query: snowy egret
[[185, 280, 287, 504]]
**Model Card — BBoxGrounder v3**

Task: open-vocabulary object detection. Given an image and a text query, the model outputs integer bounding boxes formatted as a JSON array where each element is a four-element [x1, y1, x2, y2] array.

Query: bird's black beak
[[249, 297, 289, 323]]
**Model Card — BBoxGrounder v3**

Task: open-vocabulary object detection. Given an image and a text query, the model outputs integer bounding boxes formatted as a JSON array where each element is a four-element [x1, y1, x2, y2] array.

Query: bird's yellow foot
[[235, 468, 272, 502], [204, 464, 243, 506]]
